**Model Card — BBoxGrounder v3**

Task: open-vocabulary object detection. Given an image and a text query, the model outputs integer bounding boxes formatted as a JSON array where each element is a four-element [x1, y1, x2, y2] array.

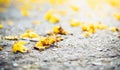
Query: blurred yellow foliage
[[49, 16, 59, 23], [58, 10, 67, 16], [87, 0, 120, 8], [48, 0, 67, 5], [109, 27, 118, 32], [70, 5, 79, 12], [44, 9, 55, 20], [44, 9, 60, 23], [21, 8, 30, 17], [106, 0, 120, 7], [83, 32, 92, 37], [32, 21, 41, 25], [0, 24, 3, 29], [113, 13, 120, 20], [70, 19, 81, 27], [95, 22, 108, 30]]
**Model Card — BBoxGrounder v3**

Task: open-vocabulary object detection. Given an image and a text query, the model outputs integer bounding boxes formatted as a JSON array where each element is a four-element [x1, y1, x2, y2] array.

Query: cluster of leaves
[[34, 34, 63, 51], [3, 26, 67, 53], [0, 0, 120, 53]]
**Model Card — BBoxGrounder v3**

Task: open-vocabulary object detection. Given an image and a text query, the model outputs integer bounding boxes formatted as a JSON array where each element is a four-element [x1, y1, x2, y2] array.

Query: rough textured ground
[[0, 0, 120, 70]]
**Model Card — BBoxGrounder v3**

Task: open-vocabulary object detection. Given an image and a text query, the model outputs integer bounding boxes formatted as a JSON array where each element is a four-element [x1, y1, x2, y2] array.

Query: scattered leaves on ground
[[34, 34, 63, 51]]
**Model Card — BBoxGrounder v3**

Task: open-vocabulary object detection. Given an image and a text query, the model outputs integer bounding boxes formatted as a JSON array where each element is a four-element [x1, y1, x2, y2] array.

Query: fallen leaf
[[109, 27, 118, 32], [20, 30, 40, 39], [5, 36, 19, 40], [48, 26, 68, 35], [12, 41, 29, 53], [49, 15, 59, 23], [44, 9, 55, 20]]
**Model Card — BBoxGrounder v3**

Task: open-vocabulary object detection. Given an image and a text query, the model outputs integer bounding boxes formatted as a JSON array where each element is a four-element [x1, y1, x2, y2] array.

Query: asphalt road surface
[[0, 0, 120, 70]]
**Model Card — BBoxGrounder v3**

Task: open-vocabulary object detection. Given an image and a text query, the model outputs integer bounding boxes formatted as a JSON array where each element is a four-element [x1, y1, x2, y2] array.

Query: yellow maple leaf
[[12, 41, 29, 53]]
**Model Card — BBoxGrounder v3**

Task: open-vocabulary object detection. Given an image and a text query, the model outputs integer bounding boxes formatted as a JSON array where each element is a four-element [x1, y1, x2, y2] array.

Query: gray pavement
[[0, 0, 120, 70]]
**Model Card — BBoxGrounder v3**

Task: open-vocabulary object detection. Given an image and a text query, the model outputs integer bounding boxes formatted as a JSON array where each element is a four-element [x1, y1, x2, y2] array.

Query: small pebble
[[12, 62, 18, 67]]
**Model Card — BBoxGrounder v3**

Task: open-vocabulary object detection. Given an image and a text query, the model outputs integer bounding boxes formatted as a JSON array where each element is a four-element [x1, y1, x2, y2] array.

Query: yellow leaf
[[44, 9, 55, 20], [106, 0, 120, 7], [21, 9, 30, 17], [20, 30, 40, 38], [12, 41, 29, 53], [109, 27, 118, 32], [0, 24, 3, 29], [81, 24, 88, 31], [113, 13, 120, 20], [52, 26, 68, 35], [5, 36, 18, 40], [49, 16, 59, 24], [70, 19, 81, 27], [70, 5, 79, 12]]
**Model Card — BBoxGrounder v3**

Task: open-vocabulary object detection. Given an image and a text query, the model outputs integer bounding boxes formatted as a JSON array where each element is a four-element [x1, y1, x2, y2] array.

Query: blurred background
[[0, 0, 120, 19]]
